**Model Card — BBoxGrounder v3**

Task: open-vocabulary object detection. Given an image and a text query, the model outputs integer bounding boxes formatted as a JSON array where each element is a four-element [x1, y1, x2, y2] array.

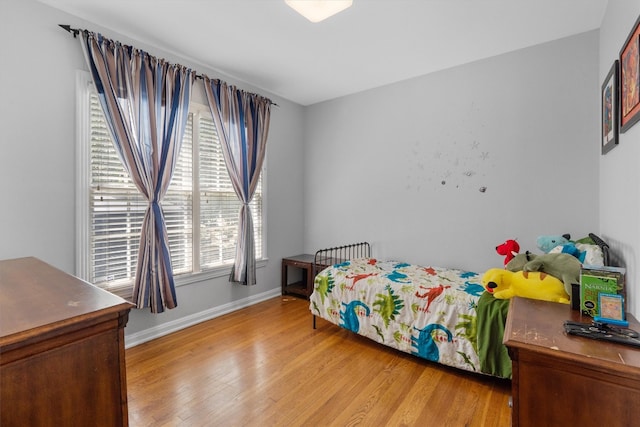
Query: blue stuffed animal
[[553, 243, 587, 263], [537, 233, 588, 263], [536, 234, 572, 253]]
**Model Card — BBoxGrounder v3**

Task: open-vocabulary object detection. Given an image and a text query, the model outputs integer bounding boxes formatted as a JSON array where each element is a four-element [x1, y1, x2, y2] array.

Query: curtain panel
[[203, 77, 271, 286], [80, 31, 195, 312]]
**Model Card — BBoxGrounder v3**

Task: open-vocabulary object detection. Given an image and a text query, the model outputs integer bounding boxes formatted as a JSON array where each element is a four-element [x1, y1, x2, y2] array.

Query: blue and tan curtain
[[203, 77, 271, 286], [80, 31, 195, 312]]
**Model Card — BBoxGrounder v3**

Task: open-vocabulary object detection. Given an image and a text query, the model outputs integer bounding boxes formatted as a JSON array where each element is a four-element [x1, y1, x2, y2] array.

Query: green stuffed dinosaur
[[506, 251, 581, 297]]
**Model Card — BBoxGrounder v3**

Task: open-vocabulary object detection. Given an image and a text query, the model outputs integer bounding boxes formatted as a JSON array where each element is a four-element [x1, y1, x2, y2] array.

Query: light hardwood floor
[[126, 296, 512, 426]]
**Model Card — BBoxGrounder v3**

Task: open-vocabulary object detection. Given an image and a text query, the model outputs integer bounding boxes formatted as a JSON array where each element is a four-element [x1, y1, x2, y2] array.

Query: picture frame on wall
[[620, 15, 640, 133], [602, 60, 619, 154]]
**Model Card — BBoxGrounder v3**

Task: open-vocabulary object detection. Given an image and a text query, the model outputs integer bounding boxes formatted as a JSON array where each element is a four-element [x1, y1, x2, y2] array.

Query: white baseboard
[[124, 288, 282, 349]]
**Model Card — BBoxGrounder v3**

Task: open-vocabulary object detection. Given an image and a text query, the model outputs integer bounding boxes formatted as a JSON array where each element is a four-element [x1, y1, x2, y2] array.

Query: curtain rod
[[58, 24, 278, 107]]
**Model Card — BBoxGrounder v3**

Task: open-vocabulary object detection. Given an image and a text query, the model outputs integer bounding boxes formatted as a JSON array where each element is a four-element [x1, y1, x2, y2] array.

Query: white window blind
[[198, 116, 263, 269], [79, 75, 264, 296]]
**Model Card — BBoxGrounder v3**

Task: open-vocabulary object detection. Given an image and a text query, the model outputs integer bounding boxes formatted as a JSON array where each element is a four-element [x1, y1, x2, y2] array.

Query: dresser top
[[0, 257, 133, 344], [504, 296, 640, 371]]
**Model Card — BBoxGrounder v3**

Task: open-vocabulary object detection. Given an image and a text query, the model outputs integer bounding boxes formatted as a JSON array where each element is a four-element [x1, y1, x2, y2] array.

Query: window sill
[[106, 258, 269, 303], [174, 258, 269, 287]]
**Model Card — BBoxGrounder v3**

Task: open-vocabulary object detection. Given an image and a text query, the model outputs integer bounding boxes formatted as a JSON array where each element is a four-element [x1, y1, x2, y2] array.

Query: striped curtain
[[203, 77, 271, 285], [80, 31, 195, 312]]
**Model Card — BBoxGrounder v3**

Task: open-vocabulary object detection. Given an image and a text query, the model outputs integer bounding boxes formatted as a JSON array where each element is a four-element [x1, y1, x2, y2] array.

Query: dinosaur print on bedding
[[310, 258, 486, 374]]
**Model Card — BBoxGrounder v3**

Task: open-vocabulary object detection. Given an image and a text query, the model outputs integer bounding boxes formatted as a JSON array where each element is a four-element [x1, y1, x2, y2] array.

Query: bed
[[309, 237, 612, 379]]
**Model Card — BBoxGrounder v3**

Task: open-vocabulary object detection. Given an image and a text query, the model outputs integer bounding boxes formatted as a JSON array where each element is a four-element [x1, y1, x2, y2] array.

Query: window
[[76, 72, 265, 297]]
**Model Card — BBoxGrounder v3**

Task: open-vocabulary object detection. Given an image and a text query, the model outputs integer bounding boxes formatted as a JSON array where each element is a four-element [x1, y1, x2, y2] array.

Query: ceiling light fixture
[[285, 0, 353, 23]]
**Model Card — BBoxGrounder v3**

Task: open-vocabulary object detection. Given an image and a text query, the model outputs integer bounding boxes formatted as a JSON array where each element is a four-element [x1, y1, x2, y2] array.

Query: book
[[593, 293, 629, 326], [580, 265, 626, 318]]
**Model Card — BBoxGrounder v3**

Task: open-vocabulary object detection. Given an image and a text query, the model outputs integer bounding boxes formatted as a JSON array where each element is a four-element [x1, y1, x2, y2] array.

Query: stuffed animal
[[481, 268, 570, 304], [536, 234, 571, 253], [496, 239, 520, 266], [536, 233, 598, 264], [505, 251, 581, 297], [551, 242, 587, 262]]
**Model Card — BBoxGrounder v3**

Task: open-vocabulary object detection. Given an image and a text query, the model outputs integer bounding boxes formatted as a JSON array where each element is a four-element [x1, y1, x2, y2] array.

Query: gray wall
[[304, 31, 600, 275], [599, 1, 640, 317], [0, 0, 305, 343]]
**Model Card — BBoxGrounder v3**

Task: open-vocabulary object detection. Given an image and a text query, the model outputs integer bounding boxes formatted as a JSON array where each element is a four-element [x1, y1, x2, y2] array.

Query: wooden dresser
[[504, 296, 640, 427], [0, 257, 133, 426]]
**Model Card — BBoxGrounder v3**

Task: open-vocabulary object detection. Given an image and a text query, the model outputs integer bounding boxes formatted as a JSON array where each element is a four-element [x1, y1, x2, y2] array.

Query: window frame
[[75, 71, 268, 299]]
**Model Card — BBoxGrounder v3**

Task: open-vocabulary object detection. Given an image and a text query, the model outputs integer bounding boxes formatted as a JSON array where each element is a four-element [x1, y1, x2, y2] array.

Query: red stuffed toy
[[496, 239, 520, 266]]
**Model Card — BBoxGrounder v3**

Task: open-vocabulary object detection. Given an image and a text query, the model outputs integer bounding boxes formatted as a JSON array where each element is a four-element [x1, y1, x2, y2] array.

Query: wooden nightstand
[[504, 296, 640, 427], [281, 254, 316, 299]]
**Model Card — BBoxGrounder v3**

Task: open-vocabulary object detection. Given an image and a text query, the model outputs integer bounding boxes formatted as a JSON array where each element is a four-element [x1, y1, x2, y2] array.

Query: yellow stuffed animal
[[481, 268, 570, 304]]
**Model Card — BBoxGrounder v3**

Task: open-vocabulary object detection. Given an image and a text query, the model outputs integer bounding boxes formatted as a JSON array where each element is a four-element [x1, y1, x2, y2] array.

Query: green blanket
[[477, 292, 512, 379]]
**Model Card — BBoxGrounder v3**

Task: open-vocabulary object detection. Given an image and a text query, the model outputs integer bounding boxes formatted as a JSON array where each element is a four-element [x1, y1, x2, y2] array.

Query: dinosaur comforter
[[309, 258, 511, 378]]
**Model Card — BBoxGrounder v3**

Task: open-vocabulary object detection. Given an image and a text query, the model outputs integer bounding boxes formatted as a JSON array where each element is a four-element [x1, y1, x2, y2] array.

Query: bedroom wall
[[304, 31, 600, 276], [0, 0, 305, 343], [599, 1, 640, 317]]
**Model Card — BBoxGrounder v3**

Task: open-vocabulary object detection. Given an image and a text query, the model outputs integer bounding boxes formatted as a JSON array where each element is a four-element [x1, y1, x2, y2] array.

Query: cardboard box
[[580, 265, 626, 317]]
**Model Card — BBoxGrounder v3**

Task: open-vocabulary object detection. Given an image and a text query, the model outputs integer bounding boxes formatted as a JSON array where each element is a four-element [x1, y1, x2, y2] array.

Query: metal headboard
[[313, 242, 371, 277]]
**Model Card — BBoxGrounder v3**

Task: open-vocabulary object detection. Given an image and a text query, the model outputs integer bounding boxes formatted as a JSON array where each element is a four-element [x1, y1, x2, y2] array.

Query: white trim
[[124, 287, 281, 348], [75, 71, 92, 281], [260, 153, 268, 257], [174, 257, 268, 287]]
